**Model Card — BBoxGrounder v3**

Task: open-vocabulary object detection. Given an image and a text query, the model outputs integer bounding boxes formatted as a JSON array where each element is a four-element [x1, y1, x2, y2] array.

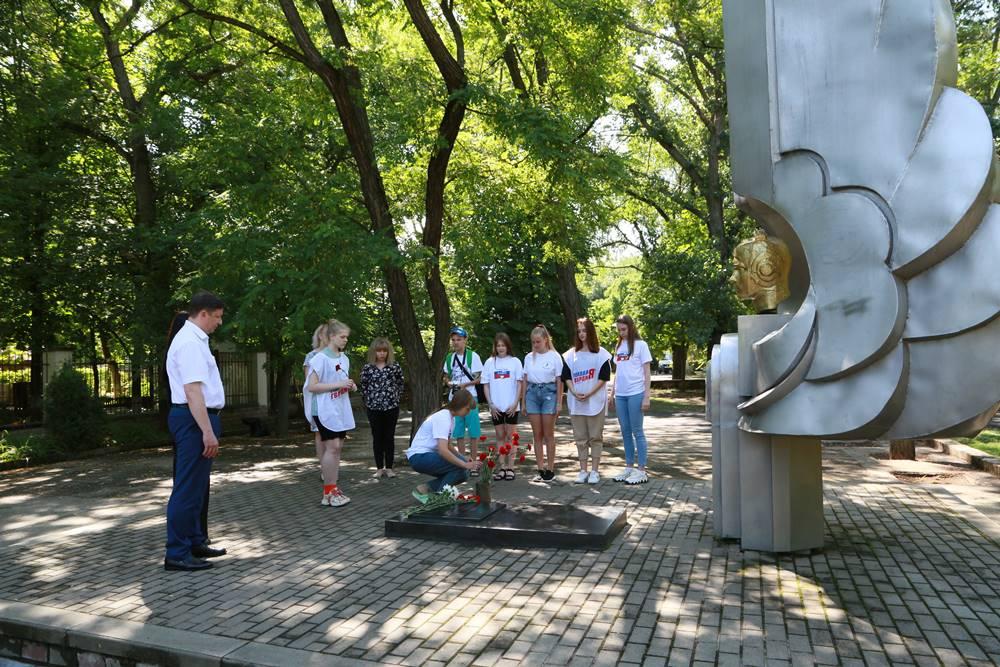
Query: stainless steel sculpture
[[712, 0, 1000, 552]]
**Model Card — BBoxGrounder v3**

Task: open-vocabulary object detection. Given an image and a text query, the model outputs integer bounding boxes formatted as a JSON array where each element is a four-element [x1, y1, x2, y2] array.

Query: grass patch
[[956, 428, 1000, 458], [1, 418, 169, 466], [648, 390, 704, 415], [106, 418, 170, 448]]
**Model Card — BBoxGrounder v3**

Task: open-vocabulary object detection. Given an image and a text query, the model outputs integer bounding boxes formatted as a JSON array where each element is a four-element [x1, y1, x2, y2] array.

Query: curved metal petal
[[889, 88, 996, 277], [905, 204, 1000, 340], [742, 344, 908, 439]]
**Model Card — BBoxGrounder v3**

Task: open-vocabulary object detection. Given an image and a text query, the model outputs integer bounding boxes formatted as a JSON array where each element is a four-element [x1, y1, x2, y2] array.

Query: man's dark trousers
[[166, 406, 220, 560]]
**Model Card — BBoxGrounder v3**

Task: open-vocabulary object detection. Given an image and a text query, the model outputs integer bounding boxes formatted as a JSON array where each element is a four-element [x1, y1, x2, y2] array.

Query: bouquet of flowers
[[476, 432, 530, 485], [401, 484, 479, 518]]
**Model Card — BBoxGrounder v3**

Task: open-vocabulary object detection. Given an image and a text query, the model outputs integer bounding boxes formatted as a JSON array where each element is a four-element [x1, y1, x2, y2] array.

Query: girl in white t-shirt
[[562, 317, 612, 485], [610, 314, 652, 485], [307, 320, 357, 507], [406, 391, 481, 502], [522, 325, 565, 482], [482, 332, 524, 480]]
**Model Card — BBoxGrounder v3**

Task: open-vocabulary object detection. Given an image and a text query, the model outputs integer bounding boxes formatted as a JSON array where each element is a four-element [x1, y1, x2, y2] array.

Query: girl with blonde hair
[[306, 319, 357, 506], [360, 337, 405, 478], [521, 325, 565, 482]]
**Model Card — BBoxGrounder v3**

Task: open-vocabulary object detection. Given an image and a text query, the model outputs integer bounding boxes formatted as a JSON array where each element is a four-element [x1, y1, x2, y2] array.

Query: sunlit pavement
[[1, 405, 999, 666]]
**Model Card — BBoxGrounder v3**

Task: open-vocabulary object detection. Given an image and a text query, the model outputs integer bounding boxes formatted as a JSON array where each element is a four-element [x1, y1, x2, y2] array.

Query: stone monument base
[[385, 503, 627, 550]]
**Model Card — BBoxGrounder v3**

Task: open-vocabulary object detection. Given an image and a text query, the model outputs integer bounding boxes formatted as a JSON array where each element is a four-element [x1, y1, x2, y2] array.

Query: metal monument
[[711, 0, 1000, 551]]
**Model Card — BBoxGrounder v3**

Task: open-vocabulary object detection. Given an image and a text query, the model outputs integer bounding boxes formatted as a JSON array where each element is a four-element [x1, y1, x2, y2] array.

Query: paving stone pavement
[[1, 404, 999, 666]]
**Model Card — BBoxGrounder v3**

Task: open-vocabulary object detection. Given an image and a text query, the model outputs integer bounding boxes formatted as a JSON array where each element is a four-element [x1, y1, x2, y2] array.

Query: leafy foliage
[[43, 364, 106, 451]]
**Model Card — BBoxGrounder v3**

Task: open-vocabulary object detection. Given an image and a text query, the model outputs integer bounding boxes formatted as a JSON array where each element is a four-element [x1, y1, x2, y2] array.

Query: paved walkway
[[1, 404, 999, 666]]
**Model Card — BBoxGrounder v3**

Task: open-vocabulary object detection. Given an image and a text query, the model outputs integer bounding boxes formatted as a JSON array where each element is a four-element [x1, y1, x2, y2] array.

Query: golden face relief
[[729, 231, 792, 312]]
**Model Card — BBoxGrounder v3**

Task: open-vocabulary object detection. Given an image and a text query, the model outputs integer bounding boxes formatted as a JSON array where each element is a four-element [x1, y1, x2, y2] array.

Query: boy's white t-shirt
[[308, 350, 356, 432], [563, 347, 612, 416], [482, 355, 524, 412], [523, 350, 564, 384], [443, 349, 483, 400], [613, 339, 652, 397], [406, 408, 454, 457]]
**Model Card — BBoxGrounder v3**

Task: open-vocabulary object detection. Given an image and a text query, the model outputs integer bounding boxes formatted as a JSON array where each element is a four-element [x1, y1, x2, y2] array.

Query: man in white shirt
[[164, 291, 228, 571]]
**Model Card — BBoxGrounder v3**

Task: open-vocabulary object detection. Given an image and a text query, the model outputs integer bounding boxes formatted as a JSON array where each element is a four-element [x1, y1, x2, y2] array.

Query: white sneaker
[[328, 490, 351, 506], [532, 470, 546, 482], [574, 471, 589, 484], [588, 470, 600, 484], [625, 469, 648, 485], [320, 493, 331, 506], [613, 468, 633, 482]]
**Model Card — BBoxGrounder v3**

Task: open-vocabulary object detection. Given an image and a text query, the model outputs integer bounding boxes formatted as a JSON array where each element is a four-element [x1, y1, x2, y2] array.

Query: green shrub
[[0, 430, 65, 464], [43, 364, 106, 452]]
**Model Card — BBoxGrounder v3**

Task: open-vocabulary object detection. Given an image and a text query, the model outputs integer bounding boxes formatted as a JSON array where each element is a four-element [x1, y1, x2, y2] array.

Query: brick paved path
[[1, 406, 999, 666]]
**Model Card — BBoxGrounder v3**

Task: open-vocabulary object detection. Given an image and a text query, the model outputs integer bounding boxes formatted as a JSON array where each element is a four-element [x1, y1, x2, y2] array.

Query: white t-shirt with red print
[[308, 350, 356, 432], [562, 347, 612, 416], [613, 339, 652, 398], [482, 355, 524, 412]]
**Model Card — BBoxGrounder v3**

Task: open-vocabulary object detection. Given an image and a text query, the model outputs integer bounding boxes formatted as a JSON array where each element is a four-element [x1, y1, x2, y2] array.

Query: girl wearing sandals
[[482, 332, 523, 481], [562, 317, 612, 485], [522, 325, 565, 481], [610, 315, 652, 485], [407, 391, 482, 503], [306, 320, 357, 506]]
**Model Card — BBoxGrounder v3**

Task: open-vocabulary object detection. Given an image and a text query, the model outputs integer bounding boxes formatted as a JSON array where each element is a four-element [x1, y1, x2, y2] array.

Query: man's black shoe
[[164, 556, 213, 571], [191, 544, 227, 558]]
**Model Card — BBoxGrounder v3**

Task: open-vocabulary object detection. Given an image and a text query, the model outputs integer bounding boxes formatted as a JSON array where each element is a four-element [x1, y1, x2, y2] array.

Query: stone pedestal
[[739, 432, 824, 552], [709, 317, 826, 553]]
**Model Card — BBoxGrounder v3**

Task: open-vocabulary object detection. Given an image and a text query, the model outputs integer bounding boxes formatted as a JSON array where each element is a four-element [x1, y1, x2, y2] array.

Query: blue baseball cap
[[449, 326, 468, 338]]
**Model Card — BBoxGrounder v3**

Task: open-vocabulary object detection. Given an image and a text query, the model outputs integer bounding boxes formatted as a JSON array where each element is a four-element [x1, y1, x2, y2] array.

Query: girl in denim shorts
[[522, 325, 565, 481]]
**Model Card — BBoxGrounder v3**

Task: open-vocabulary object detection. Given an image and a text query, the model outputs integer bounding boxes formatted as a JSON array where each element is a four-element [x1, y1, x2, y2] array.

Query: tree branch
[[178, 0, 308, 65]]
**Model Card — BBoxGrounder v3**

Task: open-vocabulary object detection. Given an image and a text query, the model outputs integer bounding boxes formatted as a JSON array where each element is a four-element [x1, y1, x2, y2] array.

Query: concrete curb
[[938, 438, 1000, 480], [0, 599, 378, 667]]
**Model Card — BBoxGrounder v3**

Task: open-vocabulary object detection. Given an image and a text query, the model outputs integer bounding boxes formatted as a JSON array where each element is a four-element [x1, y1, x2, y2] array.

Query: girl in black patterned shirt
[[360, 338, 405, 478]]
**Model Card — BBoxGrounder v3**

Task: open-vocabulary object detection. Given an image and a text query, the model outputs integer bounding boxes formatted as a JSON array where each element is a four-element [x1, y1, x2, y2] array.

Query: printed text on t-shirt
[[573, 369, 596, 384]]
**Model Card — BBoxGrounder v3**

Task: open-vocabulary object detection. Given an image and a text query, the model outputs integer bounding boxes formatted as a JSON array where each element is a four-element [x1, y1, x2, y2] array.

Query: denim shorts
[[525, 382, 558, 415]]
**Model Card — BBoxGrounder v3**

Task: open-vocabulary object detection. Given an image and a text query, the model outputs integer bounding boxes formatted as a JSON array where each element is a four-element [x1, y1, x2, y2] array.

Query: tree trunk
[[273, 358, 293, 437], [889, 439, 916, 460], [555, 261, 583, 348], [26, 209, 47, 421], [671, 344, 688, 381]]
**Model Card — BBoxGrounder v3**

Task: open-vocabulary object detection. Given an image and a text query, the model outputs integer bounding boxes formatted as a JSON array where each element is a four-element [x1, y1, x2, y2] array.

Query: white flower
[[441, 484, 459, 499]]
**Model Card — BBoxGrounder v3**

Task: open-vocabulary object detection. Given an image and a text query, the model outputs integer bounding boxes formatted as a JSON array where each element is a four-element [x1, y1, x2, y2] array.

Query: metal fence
[[0, 350, 260, 426], [0, 350, 35, 426]]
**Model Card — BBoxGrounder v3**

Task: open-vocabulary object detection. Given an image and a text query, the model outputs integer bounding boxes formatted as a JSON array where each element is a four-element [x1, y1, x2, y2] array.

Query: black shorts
[[490, 410, 520, 426], [314, 417, 349, 441]]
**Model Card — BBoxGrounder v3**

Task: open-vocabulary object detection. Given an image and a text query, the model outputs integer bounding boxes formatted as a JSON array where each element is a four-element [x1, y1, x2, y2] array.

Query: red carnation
[[479, 435, 487, 441], [512, 433, 520, 442], [479, 453, 488, 461], [488, 445, 496, 452], [473, 495, 481, 503], [519, 455, 526, 463], [487, 460, 496, 469]]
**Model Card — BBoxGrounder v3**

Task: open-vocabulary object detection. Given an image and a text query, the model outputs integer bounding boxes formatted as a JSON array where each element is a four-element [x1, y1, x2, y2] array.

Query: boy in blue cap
[[443, 326, 483, 467]]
